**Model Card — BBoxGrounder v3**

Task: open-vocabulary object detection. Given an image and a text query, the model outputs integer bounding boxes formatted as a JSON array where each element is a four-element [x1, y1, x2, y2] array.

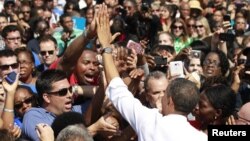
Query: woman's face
[[188, 58, 203, 74], [195, 21, 205, 37], [158, 33, 173, 46], [203, 52, 222, 78], [17, 52, 34, 81], [195, 93, 217, 126], [172, 22, 183, 37], [14, 88, 34, 117], [160, 7, 170, 19], [213, 11, 223, 23]]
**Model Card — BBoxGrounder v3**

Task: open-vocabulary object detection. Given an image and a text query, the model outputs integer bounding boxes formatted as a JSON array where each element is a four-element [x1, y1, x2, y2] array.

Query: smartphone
[[5, 71, 17, 84], [169, 61, 184, 77], [126, 40, 143, 54], [219, 33, 235, 42], [223, 15, 231, 22], [154, 56, 167, 66], [191, 50, 201, 58]]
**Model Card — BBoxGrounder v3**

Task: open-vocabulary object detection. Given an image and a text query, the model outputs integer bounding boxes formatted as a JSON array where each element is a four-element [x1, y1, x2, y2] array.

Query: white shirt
[[106, 77, 207, 141]]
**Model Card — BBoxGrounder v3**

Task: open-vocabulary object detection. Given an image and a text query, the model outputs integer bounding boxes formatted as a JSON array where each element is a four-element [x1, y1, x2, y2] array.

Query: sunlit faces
[[146, 78, 168, 113], [14, 87, 34, 117], [158, 33, 173, 46], [202, 52, 222, 78], [75, 50, 99, 85], [195, 21, 205, 37], [45, 79, 73, 116], [159, 7, 170, 20], [61, 16, 74, 32], [0, 56, 19, 78], [188, 58, 202, 74], [17, 51, 34, 80], [39, 40, 58, 66], [4, 31, 22, 50], [172, 22, 183, 37], [195, 93, 217, 125], [123, 0, 136, 17], [0, 17, 7, 31]]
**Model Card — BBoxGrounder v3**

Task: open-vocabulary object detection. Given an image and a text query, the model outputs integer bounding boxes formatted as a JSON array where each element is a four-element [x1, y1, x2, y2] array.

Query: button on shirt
[[106, 77, 207, 141]]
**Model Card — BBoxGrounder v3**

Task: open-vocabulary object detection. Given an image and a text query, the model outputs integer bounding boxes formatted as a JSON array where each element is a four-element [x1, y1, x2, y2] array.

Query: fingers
[[9, 124, 21, 138]]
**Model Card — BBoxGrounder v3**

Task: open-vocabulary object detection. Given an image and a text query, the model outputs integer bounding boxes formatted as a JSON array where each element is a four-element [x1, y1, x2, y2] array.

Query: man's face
[[62, 17, 73, 32], [146, 77, 168, 113], [39, 40, 58, 66], [75, 50, 99, 85], [0, 56, 19, 78], [4, 31, 22, 50], [45, 79, 73, 116], [21, 6, 31, 22]]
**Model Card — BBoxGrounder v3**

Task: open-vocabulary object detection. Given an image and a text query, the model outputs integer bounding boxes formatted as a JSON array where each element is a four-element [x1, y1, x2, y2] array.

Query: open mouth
[[83, 74, 95, 83], [65, 101, 72, 110]]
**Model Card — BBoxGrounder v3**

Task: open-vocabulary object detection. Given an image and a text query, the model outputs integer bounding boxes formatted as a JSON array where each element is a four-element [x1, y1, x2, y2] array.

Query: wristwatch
[[101, 47, 113, 55]]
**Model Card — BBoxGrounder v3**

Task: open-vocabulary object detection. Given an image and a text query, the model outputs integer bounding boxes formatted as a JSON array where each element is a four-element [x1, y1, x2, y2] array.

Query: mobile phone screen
[[126, 40, 143, 54]]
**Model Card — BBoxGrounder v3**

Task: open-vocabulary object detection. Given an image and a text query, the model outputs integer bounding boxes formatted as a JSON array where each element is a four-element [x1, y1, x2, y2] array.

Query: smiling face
[[14, 87, 34, 117], [203, 52, 222, 78], [17, 51, 34, 81], [172, 22, 184, 37], [75, 50, 99, 85]]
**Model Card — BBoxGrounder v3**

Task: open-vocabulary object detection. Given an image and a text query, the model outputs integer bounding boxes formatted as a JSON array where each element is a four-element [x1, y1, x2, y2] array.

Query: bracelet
[[3, 108, 14, 113]]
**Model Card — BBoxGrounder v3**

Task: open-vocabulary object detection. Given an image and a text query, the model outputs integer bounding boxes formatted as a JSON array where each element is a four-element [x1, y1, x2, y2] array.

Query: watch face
[[102, 48, 113, 54]]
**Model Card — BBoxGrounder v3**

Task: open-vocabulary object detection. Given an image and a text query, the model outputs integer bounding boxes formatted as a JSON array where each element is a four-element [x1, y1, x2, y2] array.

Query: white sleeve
[[106, 77, 160, 133]]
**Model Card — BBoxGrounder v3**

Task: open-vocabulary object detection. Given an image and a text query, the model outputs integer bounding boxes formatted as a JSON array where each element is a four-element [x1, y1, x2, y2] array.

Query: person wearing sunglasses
[[0, 49, 20, 79], [36, 35, 59, 73]]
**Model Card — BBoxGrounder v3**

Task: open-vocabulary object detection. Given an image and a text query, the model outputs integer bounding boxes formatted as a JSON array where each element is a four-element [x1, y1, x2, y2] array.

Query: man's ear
[[43, 93, 51, 104], [168, 96, 175, 110], [55, 47, 59, 56]]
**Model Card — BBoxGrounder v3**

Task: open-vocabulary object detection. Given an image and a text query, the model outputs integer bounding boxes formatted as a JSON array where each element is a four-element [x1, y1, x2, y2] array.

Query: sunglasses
[[173, 25, 183, 29], [40, 50, 54, 56], [195, 25, 204, 28], [14, 96, 33, 109], [0, 63, 19, 71], [47, 86, 73, 96]]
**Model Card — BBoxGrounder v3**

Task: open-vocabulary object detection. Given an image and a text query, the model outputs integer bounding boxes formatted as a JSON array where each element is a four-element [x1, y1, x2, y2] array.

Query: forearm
[[76, 85, 98, 97], [103, 53, 120, 83], [60, 29, 94, 72], [2, 93, 15, 129], [84, 85, 105, 126]]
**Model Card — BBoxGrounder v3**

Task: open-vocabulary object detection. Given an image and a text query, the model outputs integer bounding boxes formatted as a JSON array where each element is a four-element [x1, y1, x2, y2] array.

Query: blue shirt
[[22, 101, 90, 141]]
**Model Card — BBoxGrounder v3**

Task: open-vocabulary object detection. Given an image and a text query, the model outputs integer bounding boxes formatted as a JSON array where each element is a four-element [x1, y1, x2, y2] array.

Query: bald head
[[236, 102, 250, 125]]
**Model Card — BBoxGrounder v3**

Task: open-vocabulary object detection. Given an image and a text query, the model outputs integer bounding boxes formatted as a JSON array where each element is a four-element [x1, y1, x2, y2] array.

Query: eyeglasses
[[195, 25, 204, 28], [6, 37, 21, 41], [173, 25, 183, 29], [203, 60, 220, 67], [187, 24, 195, 28], [40, 50, 54, 56], [14, 96, 33, 109], [0, 63, 19, 71], [19, 61, 32, 66], [234, 112, 250, 125], [47, 86, 73, 96]]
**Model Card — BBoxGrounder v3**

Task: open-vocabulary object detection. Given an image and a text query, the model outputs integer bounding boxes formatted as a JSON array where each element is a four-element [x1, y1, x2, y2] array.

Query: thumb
[[111, 32, 121, 42]]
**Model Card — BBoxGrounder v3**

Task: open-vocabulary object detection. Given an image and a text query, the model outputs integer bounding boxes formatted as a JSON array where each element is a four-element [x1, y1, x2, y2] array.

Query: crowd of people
[[0, 0, 250, 140]]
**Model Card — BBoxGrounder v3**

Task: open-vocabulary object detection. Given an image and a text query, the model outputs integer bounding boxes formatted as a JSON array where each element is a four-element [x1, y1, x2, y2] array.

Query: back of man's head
[[166, 78, 199, 115], [56, 124, 93, 141]]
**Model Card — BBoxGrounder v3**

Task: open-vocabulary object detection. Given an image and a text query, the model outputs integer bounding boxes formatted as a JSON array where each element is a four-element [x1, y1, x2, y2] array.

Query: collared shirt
[[106, 77, 207, 141], [53, 28, 83, 56], [22, 101, 90, 141]]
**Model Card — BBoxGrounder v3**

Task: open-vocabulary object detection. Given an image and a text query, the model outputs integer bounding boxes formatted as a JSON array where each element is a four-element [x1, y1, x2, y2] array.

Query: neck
[[20, 75, 34, 84]]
